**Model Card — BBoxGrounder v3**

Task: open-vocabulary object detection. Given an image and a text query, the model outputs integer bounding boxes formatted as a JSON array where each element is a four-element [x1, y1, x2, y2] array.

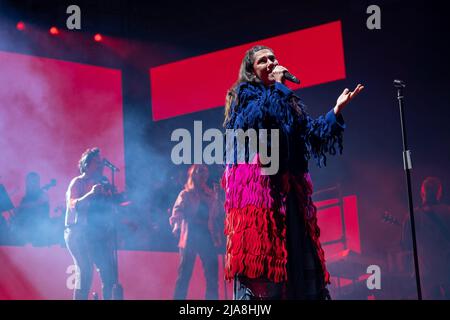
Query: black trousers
[[64, 226, 116, 300], [173, 228, 218, 300]]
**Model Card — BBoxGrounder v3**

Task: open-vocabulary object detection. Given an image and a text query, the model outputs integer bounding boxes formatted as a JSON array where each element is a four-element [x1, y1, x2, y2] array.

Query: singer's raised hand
[[334, 84, 364, 115]]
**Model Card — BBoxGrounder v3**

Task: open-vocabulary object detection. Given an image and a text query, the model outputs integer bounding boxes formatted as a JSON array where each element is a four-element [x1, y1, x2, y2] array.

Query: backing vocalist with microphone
[[64, 147, 123, 300], [222, 45, 364, 300]]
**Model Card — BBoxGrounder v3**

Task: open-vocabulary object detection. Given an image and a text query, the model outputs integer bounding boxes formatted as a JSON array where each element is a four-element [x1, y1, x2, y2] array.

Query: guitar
[[42, 179, 57, 192], [381, 211, 402, 227], [10, 179, 57, 223]]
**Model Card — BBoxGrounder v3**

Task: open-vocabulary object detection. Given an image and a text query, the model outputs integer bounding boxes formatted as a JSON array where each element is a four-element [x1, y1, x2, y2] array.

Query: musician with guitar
[[64, 147, 123, 300], [401, 176, 450, 299], [10, 172, 54, 246]]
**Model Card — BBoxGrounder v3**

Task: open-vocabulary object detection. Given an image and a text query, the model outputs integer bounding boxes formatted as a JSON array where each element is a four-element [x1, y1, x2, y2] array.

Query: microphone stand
[[109, 165, 124, 300], [394, 79, 422, 300]]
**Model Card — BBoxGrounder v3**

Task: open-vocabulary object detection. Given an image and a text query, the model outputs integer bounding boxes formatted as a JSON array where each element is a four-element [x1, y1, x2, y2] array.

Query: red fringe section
[[222, 163, 330, 285], [224, 205, 288, 283]]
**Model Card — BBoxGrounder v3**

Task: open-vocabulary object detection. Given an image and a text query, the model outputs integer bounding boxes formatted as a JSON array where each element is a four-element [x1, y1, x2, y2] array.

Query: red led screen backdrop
[[0, 51, 125, 217], [150, 21, 346, 121]]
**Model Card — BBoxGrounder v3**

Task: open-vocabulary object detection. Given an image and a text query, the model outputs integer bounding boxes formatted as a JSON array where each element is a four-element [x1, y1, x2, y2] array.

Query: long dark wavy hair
[[223, 45, 305, 128], [223, 45, 272, 127]]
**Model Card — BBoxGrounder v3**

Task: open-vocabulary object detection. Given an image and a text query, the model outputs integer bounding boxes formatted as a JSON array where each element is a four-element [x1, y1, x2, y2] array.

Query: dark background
[[0, 0, 449, 272]]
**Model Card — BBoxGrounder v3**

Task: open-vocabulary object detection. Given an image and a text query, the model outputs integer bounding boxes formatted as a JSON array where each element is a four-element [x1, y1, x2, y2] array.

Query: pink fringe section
[[222, 163, 274, 210], [222, 159, 330, 285]]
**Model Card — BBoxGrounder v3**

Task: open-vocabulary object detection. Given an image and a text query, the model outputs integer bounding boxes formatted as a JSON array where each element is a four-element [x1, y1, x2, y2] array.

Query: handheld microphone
[[283, 71, 300, 84], [103, 158, 120, 172]]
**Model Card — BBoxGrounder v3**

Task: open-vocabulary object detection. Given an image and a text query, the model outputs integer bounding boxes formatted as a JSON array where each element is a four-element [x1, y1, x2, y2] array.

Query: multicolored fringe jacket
[[221, 81, 346, 285]]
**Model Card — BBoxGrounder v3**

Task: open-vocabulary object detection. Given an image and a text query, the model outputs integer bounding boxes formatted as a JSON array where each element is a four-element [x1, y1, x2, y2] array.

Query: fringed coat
[[222, 81, 346, 285]]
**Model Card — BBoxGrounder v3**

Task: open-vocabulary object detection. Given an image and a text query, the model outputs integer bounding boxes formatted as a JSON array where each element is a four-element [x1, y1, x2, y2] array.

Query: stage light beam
[[16, 21, 26, 31], [94, 33, 103, 42], [49, 26, 59, 35]]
